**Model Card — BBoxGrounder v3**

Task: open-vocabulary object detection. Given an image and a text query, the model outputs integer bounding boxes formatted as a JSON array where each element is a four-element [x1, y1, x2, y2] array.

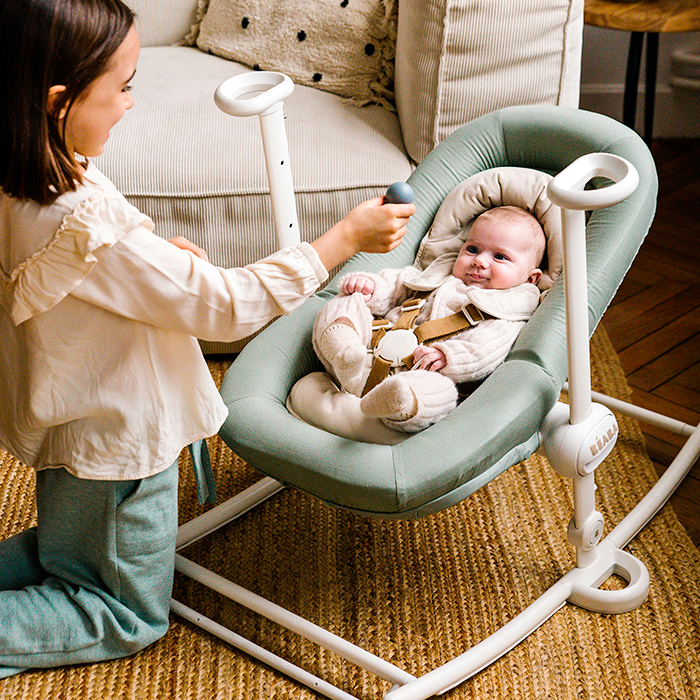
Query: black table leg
[[645, 32, 659, 143], [623, 31, 645, 130]]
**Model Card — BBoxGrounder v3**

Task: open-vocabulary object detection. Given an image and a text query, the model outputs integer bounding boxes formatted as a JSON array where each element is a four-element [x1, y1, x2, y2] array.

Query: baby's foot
[[361, 370, 458, 433], [360, 374, 418, 422], [318, 320, 368, 395]]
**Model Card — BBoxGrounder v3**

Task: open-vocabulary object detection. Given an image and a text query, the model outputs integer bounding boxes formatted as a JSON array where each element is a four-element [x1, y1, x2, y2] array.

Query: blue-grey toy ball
[[385, 182, 414, 204]]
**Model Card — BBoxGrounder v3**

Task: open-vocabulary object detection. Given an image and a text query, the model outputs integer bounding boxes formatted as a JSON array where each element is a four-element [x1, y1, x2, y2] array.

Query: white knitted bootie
[[316, 320, 369, 395], [312, 293, 374, 395], [360, 370, 458, 433]]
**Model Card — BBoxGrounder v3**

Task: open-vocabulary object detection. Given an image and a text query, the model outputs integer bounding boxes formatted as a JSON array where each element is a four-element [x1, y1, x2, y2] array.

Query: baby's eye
[[466, 245, 479, 254], [494, 252, 509, 261], [123, 84, 133, 92]]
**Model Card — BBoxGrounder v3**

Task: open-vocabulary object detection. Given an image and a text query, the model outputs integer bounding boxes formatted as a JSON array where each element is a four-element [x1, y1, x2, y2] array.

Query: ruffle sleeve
[[6, 191, 153, 326]]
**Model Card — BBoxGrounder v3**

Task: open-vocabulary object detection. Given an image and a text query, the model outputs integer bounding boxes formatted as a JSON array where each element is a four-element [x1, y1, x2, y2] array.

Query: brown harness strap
[[413, 303, 488, 344], [362, 355, 394, 396], [370, 318, 391, 349], [392, 291, 430, 330], [362, 295, 493, 397]]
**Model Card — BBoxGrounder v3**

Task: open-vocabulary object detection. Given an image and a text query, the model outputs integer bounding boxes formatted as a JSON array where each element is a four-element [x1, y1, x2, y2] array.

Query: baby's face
[[452, 217, 542, 290]]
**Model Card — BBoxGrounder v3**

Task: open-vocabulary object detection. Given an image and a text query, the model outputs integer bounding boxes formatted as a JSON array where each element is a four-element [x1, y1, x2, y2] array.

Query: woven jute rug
[[1, 327, 698, 699]]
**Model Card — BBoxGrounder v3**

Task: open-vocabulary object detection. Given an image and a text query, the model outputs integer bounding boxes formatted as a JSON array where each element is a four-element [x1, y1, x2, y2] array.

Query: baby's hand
[[168, 236, 209, 262], [412, 345, 447, 372], [342, 275, 375, 300]]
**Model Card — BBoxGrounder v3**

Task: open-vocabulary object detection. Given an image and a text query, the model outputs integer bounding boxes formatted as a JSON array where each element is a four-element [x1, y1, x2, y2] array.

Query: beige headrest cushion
[[413, 167, 563, 291]]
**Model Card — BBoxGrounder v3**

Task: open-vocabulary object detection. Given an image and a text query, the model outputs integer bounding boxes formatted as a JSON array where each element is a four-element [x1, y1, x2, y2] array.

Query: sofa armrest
[[395, 0, 584, 163], [128, 0, 199, 46]]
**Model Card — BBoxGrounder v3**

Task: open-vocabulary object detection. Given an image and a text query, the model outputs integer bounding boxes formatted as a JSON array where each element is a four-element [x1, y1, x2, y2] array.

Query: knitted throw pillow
[[193, 0, 397, 108]]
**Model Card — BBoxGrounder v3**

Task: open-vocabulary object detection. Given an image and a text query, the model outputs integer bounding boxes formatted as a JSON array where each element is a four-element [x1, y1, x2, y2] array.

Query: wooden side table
[[584, 0, 700, 142]]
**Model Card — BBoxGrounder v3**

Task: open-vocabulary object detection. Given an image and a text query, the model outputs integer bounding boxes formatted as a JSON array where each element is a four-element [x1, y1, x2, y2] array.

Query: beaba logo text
[[589, 423, 618, 457]]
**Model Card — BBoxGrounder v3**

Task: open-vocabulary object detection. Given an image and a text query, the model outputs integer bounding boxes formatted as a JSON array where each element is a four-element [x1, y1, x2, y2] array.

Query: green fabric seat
[[218, 105, 657, 519]]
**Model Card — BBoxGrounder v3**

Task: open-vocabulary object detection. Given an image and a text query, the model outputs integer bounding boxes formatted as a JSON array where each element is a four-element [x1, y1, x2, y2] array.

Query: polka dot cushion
[[194, 0, 397, 108]]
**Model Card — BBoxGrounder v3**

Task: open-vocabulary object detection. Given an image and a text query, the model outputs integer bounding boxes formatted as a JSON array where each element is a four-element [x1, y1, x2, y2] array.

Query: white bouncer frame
[[170, 73, 700, 699]]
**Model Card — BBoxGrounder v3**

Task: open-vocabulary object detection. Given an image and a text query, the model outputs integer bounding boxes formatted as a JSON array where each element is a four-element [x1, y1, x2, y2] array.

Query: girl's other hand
[[168, 236, 209, 262]]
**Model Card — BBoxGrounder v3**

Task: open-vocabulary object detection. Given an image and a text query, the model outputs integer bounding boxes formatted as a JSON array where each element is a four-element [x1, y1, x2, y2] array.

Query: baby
[[312, 205, 547, 432]]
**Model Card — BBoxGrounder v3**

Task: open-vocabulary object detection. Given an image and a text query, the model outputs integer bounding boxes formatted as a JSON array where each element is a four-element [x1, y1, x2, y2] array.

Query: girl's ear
[[47, 85, 68, 119]]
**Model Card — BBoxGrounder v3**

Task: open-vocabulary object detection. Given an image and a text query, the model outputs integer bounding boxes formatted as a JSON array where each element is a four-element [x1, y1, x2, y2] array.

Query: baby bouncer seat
[[172, 104, 699, 699]]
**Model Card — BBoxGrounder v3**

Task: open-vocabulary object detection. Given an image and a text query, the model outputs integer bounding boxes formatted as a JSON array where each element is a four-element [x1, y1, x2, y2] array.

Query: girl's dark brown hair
[[0, 0, 135, 204]]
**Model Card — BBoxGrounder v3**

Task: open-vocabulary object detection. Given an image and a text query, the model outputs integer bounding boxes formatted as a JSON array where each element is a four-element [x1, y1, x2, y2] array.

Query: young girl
[[0, 0, 414, 677]]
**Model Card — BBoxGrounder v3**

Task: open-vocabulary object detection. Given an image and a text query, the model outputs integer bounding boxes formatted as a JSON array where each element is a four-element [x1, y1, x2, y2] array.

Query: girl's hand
[[311, 197, 415, 271], [342, 275, 375, 300], [345, 197, 415, 254], [168, 236, 209, 262], [412, 345, 447, 372]]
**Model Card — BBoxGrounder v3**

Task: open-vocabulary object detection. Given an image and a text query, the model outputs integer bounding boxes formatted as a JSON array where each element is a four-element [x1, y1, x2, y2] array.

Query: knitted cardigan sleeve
[[431, 318, 526, 383], [337, 266, 421, 317]]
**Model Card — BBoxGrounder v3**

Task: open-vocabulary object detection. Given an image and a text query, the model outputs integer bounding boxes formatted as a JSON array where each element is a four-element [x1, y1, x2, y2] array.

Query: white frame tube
[[215, 72, 300, 248], [170, 598, 361, 700], [569, 385, 696, 438], [174, 554, 416, 690], [607, 422, 700, 549], [176, 476, 284, 550], [561, 207, 593, 425]]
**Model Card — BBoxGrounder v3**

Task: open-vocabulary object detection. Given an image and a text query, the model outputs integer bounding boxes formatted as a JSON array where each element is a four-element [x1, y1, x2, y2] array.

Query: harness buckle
[[462, 303, 486, 327], [374, 329, 419, 367], [401, 296, 427, 312], [372, 318, 393, 331]]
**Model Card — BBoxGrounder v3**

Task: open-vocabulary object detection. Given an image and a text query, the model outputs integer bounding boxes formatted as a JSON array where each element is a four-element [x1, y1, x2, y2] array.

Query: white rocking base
[[171, 394, 699, 700]]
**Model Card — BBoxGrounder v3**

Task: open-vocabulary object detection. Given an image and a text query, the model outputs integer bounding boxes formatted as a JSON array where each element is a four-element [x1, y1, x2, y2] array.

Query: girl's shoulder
[[2, 165, 153, 325], [2, 165, 147, 268]]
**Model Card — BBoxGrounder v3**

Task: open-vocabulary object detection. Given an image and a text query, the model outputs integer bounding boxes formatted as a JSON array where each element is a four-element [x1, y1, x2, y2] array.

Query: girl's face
[[59, 25, 140, 158]]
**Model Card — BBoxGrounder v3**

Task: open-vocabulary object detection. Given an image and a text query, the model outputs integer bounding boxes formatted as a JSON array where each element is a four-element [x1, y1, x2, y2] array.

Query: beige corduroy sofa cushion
[[395, 0, 583, 163]]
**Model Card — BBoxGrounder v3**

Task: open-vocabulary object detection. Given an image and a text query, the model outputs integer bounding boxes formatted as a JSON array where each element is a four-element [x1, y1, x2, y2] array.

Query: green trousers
[[0, 460, 179, 677]]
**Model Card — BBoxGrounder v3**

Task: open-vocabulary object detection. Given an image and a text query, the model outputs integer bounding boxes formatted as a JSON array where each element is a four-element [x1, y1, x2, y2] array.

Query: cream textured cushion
[[414, 167, 563, 291], [194, 0, 397, 107], [395, 0, 584, 162]]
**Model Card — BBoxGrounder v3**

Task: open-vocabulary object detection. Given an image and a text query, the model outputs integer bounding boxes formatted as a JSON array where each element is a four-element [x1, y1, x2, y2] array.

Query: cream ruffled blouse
[[0, 165, 327, 480]]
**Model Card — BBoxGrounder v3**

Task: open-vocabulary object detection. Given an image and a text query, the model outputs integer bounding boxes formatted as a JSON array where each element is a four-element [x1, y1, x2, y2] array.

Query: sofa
[[95, 0, 584, 352]]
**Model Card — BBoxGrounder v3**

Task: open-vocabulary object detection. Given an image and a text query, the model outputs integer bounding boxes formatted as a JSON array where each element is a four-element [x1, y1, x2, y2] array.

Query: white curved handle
[[547, 153, 639, 211], [214, 71, 294, 117], [214, 71, 300, 248]]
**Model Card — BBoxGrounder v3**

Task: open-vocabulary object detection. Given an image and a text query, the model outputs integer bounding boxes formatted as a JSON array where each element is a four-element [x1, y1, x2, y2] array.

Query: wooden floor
[[602, 137, 700, 547]]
